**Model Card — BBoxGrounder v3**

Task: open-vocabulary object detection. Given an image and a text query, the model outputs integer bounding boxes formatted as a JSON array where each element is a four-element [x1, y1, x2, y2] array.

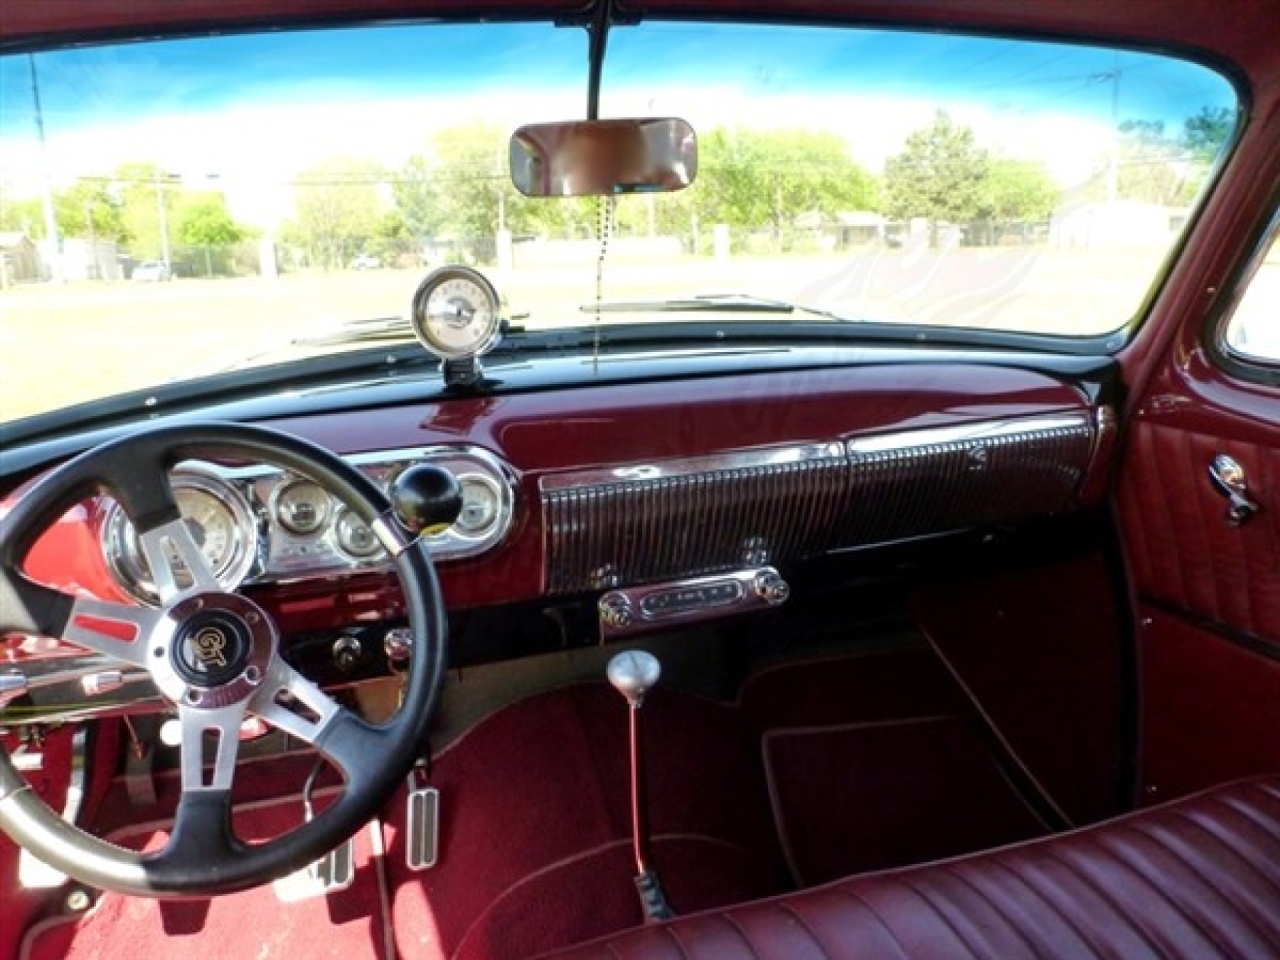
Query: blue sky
[[1, 19, 1235, 134], [0, 17, 1237, 230]]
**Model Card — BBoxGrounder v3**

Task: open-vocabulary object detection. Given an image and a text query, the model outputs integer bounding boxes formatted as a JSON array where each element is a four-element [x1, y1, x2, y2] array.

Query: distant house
[[0, 232, 41, 283], [833, 211, 886, 247]]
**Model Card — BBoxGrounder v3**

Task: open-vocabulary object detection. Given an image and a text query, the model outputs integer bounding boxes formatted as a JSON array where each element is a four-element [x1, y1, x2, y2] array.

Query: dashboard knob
[[753, 570, 790, 605], [390, 464, 463, 536], [332, 635, 362, 673], [384, 627, 413, 669], [598, 592, 634, 630]]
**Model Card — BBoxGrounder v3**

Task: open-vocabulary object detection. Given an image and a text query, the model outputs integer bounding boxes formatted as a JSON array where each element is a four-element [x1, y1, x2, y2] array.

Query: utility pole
[[84, 201, 98, 279], [1089, 55, 1122, 205], [29, 54, 64, 284], [155, 172, 172, 268]]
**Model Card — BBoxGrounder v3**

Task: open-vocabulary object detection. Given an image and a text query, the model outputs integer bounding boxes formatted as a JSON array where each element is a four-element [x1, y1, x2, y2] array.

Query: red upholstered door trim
[[1115, 273, 1280, 803], [1118, 420, 1280, 643]]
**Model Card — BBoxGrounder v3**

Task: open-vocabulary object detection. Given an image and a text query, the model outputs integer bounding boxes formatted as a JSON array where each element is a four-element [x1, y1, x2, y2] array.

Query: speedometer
[[101, 470, 258, 604]]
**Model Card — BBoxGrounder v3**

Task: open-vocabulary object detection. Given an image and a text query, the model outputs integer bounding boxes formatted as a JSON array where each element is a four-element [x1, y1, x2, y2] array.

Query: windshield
[[0, 20, 1238, 422]]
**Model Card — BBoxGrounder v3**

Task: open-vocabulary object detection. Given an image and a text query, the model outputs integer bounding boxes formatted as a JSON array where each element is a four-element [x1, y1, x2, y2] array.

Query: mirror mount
[[585, 0, 612, 121]]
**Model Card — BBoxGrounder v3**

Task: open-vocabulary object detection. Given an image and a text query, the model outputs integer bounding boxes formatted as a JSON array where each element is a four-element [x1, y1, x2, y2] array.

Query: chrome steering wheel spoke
[[250, 660, 343, 753], [138, 515, 225, 603], [177, 701, 248, 794], [60, 595, 161, 669]]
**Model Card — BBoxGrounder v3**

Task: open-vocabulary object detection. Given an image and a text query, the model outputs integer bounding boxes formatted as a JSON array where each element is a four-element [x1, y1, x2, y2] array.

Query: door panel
[[1118, 420, 1280, 641], [1118, 310, 1280, 803]]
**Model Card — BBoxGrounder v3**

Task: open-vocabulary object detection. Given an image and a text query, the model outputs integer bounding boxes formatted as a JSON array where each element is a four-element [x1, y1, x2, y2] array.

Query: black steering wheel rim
[[0, 421, 447, 896]]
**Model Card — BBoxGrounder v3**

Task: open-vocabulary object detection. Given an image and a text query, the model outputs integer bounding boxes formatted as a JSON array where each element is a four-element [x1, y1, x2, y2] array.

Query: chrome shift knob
[[607, 650, 661, 707]]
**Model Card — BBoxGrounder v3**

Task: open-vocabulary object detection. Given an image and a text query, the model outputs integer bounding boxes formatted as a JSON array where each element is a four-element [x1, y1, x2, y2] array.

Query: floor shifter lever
[[607, 649, 675, 922]]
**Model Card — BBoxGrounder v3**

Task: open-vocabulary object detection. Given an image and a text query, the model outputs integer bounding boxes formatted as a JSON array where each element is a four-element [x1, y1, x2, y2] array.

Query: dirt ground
[[1, 246, 1222, 425]]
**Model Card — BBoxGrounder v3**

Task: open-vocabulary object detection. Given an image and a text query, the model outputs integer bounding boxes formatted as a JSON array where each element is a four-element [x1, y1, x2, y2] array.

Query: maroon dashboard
[[4, 359, 1111, 722]]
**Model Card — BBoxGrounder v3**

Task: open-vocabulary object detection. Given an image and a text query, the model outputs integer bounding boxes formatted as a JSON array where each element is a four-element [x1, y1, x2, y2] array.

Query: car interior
[[1, 1, 1278, 958]]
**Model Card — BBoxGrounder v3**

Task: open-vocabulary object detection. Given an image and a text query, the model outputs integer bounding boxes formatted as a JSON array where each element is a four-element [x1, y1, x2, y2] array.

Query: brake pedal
[[273, 835, 356, 901]]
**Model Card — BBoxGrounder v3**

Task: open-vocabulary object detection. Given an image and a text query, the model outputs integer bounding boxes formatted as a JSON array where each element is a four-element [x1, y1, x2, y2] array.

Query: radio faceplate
[[597, 567, 790, 638]]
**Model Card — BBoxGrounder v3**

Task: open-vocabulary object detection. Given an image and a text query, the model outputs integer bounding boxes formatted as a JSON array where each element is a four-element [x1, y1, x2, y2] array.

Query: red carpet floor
[[22, 649, 1053, 959], [22, 794, 392, 960]]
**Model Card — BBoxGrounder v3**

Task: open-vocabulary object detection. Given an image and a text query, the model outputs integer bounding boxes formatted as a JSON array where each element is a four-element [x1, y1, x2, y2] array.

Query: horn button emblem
[[173, 611, 253, 687]]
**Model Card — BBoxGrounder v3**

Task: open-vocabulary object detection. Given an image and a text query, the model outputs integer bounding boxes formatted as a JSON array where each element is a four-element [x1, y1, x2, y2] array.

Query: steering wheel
[[0, 422, 448, 896]]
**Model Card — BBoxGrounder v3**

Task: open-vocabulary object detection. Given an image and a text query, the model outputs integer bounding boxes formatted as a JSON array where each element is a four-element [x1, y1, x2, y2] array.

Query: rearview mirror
[[509, 118, 697, 198]]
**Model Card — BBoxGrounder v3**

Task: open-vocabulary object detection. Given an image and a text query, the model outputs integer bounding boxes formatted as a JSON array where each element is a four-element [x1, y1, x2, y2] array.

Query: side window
[[1224, 227, 1280, 363]]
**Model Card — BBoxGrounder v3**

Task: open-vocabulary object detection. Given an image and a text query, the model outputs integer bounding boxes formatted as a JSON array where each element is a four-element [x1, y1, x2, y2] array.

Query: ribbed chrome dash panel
[[839, 414, 1096, 545], [541, 411, 1098, 595]]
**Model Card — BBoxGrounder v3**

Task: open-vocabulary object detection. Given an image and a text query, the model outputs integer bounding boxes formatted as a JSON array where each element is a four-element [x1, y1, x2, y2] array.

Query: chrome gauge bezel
[[454, 472, 506, 541], [101, 468, 260, 605], [269, 477, 332, 536], [332, 504, 385, 561], [409, 265, 502, 361]]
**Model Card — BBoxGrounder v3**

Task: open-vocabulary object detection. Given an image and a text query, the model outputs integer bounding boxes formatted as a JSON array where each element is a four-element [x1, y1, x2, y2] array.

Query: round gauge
[[334, 506, 383, 560], [272, 478, 331, 536], [454, 473, 503, 538], [410, 266, 502, 361], [102, 471, 257, 604]]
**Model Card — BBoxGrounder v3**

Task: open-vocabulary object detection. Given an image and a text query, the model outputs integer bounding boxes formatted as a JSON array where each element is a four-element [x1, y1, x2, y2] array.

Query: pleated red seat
[[544, 777, 1280, 960]]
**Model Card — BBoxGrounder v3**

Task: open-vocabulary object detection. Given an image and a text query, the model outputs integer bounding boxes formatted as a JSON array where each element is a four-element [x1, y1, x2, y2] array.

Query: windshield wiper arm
[[581, 293, 858, 322], [292, 316, 415, 348]]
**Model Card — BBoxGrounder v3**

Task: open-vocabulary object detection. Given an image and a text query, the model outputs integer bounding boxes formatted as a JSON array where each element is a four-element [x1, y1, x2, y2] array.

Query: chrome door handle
[[1209, 454, 1259, 527]]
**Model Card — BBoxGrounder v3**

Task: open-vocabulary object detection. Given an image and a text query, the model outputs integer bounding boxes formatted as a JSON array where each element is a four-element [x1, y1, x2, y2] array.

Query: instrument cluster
[[99, 445, 516, 604]]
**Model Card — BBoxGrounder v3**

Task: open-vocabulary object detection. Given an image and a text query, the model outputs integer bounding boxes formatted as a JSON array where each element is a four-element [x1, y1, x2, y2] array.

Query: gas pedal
[[405, 772, 440, 871]]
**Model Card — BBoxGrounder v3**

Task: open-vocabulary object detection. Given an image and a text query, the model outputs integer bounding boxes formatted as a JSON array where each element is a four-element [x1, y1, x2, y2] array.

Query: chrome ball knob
[[606, 649, 661, 707]]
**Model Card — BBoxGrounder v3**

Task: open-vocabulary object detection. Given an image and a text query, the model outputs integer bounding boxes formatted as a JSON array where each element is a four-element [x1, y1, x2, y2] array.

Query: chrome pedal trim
[[405, 784, 440, 871], [273, 835, 356, 901]]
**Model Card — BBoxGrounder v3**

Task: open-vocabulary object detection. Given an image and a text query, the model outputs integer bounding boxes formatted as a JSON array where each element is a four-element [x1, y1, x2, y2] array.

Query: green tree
[[0, 194, 44, 236], [290, 158, 385, 270], [1182, 105, 1233, 164], [689, 126, 877, 251], [52, 181, 128, 242], [1096, 107, 1233, 208], [427, 124, 524, 248], [175, 192, 246, 276], [392, 154, 444, 244], [113, 162, 180, 260], [1114, 119, 1186, 205], [884, 111, 989, 246], [981, 159, 1058, 222]]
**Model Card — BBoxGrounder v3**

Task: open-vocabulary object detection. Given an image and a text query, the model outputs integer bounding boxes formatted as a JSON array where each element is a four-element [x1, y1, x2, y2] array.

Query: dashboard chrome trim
[[844, 412, 1092, 455], [539, 442, 848, 492], [541, 411, 1101, 595], [98, 444, 518, 600]]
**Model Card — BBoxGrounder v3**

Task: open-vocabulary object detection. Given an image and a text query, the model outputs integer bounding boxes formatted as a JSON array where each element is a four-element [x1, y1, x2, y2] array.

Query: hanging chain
[[593, 194, 616, 369]]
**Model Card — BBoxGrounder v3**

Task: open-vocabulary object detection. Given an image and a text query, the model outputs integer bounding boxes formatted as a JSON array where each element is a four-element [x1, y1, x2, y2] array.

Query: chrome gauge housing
[[101, 469, 260, 605], [345, 445, 516, 562], [99, 446, 517, 600], [410, 265, 502, 361]]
